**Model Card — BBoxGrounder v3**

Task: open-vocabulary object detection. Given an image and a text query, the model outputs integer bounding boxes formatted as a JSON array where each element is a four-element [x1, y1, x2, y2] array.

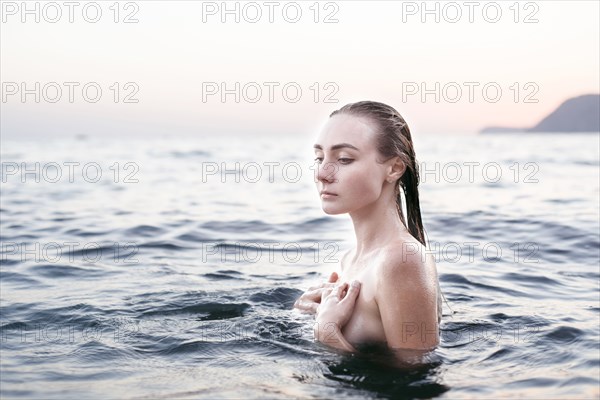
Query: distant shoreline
[[480, 94, 600, 134]]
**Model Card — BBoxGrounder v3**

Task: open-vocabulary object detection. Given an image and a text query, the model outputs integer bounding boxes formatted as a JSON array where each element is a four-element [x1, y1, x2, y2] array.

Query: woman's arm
[[376, 251, 440, 351]]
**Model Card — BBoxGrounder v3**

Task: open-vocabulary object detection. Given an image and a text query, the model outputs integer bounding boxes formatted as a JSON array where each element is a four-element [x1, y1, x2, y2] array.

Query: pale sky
[[1, 0, 599, 137]]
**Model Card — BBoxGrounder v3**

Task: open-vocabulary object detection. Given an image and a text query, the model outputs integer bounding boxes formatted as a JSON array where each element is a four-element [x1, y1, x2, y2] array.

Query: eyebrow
[[313, 143, 360, 151]]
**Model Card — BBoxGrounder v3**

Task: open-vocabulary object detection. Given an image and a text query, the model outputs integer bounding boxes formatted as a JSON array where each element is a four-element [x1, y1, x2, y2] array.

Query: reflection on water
[[323, 351, 449, 399]]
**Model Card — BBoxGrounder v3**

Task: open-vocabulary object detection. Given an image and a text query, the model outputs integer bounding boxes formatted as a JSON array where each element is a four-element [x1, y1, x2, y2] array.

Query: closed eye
[[314, 157, 354, 165]]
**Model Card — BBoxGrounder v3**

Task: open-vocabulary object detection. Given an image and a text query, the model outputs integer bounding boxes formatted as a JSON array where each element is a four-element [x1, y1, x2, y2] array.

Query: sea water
[[1, 132, 598, 399]]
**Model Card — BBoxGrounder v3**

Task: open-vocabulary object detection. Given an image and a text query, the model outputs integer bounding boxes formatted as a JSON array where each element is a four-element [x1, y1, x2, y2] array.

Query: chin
[[321, 205, 346, 215]]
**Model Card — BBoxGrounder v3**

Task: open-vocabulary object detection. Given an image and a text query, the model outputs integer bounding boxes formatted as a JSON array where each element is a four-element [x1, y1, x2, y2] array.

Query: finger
[[328, 271, 339, 283], [303, 288, 325, 302], [339, 283, 349, 299], [329, 284, 345, 299], [309, 282, 336, 292], [321, 287, 333, 302], [340, 280, 361, 303], [321, 288, 332, 302], [305, 285, 336, 301], [304, 300, 319, 314], [312, 303, 319, 314], [310, 281, 333, 290], [293, 298, 319, 314], [340, 284, 348, 299]]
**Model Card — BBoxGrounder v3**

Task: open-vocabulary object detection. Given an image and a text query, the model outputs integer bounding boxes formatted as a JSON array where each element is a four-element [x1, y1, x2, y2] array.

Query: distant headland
[[480, 94, 600, 134]]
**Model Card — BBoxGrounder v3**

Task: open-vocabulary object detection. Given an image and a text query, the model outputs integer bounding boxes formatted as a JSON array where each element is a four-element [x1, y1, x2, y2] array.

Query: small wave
[[67, 340, 142, 364], [64, 228, 113, 237], [176, 232, 208, 242], [138, 241, 189, 251], [0, 271, 43, 285], [140, 302, 251, 320], [199, 220, 284, 235], [502, 272, 563, 286], [2, 233, 40, 240], [26, 264, 108, 279], [249, 287, 299, 309], [479, 346, 515, 362], [204, 270, 245, 281], [124, 225, 165, 237], [543, 326, 585, 344], [51, 216, 77, 222], [0, 259, 22, 266]]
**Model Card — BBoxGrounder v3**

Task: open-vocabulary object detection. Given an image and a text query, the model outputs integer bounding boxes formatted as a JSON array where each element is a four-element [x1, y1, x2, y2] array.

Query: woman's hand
[[314, 280, 361, 330], [293, 272, 339, 314], [313, 280, 361, 352]]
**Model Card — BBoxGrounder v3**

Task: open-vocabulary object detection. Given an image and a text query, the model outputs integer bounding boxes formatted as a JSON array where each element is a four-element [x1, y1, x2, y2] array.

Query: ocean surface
[[1, 132, 599, 399]]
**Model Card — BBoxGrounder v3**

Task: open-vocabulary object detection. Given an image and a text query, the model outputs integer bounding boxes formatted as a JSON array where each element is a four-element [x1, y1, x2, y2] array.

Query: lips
[[320, 190, 337, 196]]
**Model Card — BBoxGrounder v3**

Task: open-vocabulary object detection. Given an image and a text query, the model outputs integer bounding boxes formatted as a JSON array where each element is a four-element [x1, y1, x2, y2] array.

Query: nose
[[316, 161, 338, 184]]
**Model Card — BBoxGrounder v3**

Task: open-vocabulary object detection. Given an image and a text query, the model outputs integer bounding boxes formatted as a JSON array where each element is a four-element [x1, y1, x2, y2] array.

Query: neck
[[348, 184, 408, 260]]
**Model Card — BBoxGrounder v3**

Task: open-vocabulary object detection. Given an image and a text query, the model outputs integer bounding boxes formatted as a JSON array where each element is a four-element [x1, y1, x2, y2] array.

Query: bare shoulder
[[376, 239, 437, 290], [374, 238, 441, 350]]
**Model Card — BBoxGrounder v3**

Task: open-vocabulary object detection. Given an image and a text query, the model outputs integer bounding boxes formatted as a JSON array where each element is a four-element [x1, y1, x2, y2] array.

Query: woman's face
[[313, 114, 392, 215]]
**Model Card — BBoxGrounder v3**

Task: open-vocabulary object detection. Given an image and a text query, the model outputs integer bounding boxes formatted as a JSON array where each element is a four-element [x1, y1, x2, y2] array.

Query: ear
[[386, 156, 406, 183]]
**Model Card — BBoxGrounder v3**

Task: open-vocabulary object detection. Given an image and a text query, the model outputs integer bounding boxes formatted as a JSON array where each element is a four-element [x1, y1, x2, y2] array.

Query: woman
[[293, 101, 442, 361]]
